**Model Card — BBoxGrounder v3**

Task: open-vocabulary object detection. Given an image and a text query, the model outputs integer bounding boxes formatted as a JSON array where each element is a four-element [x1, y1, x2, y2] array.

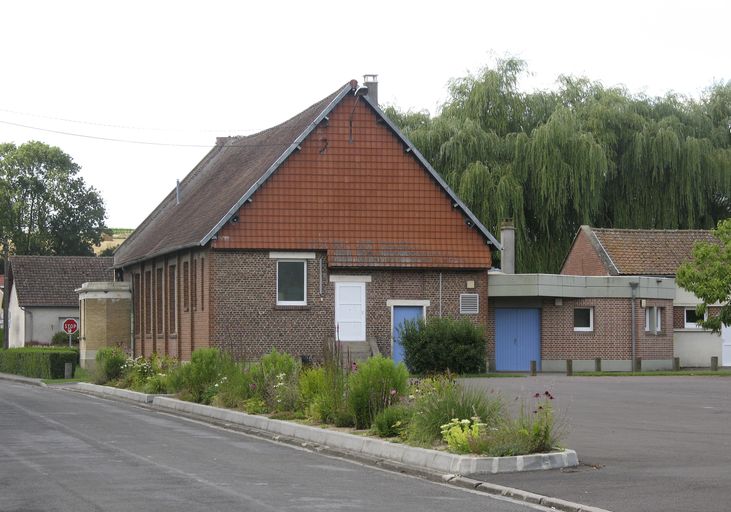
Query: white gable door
[[335, 282, 366, 341]]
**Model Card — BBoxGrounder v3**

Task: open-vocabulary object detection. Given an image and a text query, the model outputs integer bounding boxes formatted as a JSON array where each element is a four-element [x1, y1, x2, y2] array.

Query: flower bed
[[93, 343, 566, 458]]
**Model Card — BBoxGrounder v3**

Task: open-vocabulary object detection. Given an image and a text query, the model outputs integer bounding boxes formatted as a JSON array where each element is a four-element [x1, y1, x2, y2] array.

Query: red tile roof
[[587, 226, 717, 276], [114, 82, 499, 267], [8, 256, 113, 307]]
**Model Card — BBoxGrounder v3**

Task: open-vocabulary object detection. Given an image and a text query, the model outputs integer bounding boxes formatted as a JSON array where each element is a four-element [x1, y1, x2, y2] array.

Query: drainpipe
[[630, 281, 638, 371]]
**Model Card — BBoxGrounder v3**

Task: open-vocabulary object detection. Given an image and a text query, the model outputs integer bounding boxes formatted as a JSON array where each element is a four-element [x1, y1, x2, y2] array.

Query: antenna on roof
[[176, 179, 180, 205]]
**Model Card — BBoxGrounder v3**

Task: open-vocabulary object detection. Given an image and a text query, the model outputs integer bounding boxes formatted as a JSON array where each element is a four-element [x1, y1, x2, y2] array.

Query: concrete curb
[[69, 384, 608, 512], [75, 382, 157, 404], [152, 396, 578, 475], [0, 372, 47, 387]]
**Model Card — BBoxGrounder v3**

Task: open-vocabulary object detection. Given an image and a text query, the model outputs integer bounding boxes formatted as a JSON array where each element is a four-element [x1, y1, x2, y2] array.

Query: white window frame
[[684, 307, 706, 329], [573, 307, 594, 332], [276, 260, 307, 306], [645, 306, 663, 333]]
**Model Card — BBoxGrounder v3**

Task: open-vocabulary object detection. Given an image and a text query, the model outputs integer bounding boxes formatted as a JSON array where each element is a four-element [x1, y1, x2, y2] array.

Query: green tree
[[0, 141, 107, 256], [676, 219, 731, 332], [388, 59, 731, 272]]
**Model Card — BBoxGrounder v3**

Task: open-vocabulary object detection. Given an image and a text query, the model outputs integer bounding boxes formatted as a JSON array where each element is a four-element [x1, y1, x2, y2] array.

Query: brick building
[[560, 225, 729, 367], [113, 79, 499, 362]]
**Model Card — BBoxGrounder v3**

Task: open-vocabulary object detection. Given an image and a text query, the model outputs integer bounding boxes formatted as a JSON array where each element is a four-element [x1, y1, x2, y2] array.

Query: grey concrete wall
[[674, 330, 721, 367]]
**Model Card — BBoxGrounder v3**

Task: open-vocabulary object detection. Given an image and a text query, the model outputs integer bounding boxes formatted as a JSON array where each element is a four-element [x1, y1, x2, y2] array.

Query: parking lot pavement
[[463, 375, 731, 512]]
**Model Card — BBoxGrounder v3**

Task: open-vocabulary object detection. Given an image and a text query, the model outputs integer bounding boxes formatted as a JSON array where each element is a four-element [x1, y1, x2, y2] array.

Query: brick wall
[[124, 248, 210, 360], [210, 249, 488, 361], [487, 297, 674, 362], [561, 229, 609, 276]]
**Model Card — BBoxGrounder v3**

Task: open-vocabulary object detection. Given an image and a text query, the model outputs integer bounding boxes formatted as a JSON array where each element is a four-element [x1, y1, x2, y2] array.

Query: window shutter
[[460, 293, 479, 314]]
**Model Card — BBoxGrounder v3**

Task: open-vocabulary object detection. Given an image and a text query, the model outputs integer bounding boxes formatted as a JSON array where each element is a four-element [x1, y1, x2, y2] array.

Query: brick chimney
[[363, 74, 378, 106], [500, 219, 515, 274]]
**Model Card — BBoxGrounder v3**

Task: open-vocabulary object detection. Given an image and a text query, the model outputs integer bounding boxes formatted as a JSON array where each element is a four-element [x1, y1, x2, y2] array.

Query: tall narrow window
[[276, 260, 306, 305], [192, 258, 198, 311], [183, 261, 189, 312], [133, 273, 141, 335], [168, 265, 177, 334], [144, 270, 152, 334], [200, 257, 205, 311], [156, 268, 163, 334]]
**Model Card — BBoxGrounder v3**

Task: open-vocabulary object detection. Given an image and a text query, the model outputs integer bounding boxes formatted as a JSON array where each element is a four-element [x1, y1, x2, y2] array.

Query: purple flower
[[390, 389, 397, 396]]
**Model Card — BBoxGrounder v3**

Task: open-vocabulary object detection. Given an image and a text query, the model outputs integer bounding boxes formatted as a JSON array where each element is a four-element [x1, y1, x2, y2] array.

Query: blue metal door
[[392, 306, 424, 364], [495, 308, 541, 371]]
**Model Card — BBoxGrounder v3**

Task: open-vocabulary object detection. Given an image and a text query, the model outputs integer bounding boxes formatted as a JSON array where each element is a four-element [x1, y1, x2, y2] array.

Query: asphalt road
[[0, 382, 544, 512], [464, 375, 731, 512]]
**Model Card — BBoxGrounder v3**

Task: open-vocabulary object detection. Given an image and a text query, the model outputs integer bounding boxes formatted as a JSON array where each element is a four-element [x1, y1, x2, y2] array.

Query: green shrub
[[167, 348, 235, 404], [372, 404, 412, 438], [249, 349, 300, 411], [406, 376, 503, 446], [94, 347, 126, 384], [0, 347, 78, 379], [348, 356, 409, 429], [212, 365, 254, 409], [298, 366, 325, 415], [399, 317, 486, 374], [51, 331, 80, 346]]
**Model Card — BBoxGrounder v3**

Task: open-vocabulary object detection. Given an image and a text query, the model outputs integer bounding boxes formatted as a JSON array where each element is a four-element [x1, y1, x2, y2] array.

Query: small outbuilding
[[5, 256, 114, 347]]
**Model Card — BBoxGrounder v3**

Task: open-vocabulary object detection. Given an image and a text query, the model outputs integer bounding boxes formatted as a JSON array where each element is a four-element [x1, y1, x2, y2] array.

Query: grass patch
[[43, 367, 92, 384], [575, 370, 731, 377]]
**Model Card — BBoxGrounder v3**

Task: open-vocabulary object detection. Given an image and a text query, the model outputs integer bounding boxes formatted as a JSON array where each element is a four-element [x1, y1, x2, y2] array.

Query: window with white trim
[[573, 307, 593, 332], [684, 307, 705, 329], [277, 260, 307, 305], [645, 306, 663, 333]]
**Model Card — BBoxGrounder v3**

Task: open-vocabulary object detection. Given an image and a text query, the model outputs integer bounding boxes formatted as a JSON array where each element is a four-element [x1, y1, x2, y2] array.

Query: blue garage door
[[495, 308, 541, 371], [392, 306, 424, 364]]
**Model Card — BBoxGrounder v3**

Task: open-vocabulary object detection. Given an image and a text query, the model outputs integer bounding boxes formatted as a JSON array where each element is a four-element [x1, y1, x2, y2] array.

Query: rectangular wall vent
[[460, 293, 479, 314]]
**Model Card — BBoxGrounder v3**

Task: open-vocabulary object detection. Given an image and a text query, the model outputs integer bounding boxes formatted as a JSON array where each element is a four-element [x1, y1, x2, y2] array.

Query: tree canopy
[[677, 219, 731, 331], [0, 141, 107, 256], [386, 59, 731, 272]]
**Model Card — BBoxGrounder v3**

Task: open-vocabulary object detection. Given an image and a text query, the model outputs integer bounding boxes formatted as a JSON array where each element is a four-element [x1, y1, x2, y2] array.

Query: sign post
[[63, 318, 78, 347]]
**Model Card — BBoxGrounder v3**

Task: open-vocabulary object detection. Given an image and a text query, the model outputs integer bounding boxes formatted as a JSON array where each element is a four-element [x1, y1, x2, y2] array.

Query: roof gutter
[[198, 83, 355, 247]]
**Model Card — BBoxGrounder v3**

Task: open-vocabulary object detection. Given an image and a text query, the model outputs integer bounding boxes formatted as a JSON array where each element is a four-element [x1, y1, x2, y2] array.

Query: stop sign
[[63, 318, 78, 335]]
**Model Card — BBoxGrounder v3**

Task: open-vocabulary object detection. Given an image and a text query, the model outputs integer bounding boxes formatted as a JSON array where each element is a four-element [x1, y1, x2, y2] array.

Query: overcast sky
[[2, 0, 729, 229]]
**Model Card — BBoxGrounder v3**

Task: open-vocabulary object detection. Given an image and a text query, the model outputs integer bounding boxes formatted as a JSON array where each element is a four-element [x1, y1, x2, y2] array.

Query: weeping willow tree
[[386, 59, 731, 272]]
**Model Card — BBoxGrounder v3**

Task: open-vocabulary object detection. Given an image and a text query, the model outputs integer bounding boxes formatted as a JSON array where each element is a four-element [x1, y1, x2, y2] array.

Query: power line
[[0, 119, 293, 148], [0, 107, 261, 133]]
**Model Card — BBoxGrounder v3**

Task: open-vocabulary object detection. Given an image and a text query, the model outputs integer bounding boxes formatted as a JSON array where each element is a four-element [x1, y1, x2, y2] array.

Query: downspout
[[630, 283, 637, 370], [438, 272, 443, 317]]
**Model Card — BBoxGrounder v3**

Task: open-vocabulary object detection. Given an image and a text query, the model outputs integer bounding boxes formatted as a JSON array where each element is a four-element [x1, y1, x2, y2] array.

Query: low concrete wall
[[541, 359, 673, 372], [674, 330, 721, 367]]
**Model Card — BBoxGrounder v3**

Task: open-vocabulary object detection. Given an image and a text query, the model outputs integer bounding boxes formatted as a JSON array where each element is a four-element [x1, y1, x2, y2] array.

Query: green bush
[[249, 349, 300, 412], [348, 356, 409, 429], [168, 348, 234, 404], [51, 331, 80, 346], [0, 347, 78, 379], [406, 376, 503, 446], [399, 317, 486, 374], [94, 347, 126, 384], [298, 366, 325, 415], [212, 364, 254, 409], [372, 404, 412, 438]]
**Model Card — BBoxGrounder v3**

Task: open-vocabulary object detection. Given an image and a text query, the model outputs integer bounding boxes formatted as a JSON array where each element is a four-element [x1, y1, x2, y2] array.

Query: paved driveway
[[463, 375, 731, 512]]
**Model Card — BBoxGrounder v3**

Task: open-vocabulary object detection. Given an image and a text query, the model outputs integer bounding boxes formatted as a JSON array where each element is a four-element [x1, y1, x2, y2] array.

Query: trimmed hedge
[[0, 347, 78, 379]]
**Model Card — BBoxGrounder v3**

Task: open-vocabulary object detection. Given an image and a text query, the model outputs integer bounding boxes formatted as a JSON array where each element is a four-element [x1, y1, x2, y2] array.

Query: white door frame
[[387, 299, 430, 355]]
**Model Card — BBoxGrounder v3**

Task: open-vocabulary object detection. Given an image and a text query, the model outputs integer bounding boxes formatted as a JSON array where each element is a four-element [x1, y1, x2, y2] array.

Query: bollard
[[633, 357, 642, 372], [711, 356, 719, 372], [530, 360, 537, 376], [566, 359, 573, 376], [595, 357, 602, 372], [64, 362, 73, 379], [673, 357, 680, 371]]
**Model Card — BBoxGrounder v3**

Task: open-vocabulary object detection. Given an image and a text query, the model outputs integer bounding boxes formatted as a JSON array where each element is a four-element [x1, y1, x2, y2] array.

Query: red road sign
[[63, 318, 78, 335]]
